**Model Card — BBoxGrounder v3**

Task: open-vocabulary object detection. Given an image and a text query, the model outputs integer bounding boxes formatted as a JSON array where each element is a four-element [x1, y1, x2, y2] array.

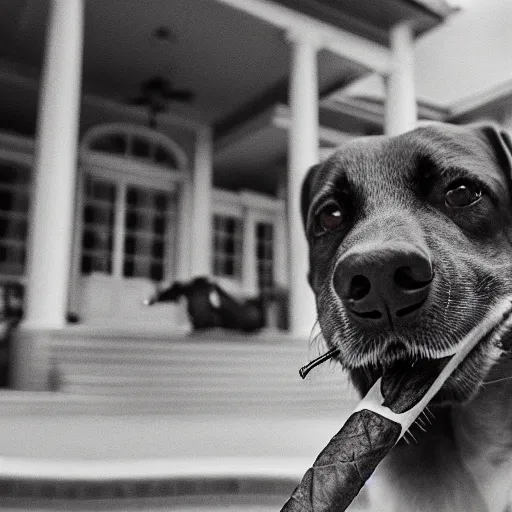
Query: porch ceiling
[[213, 104, 359, 195], [271, 0, 455, 45], [0, 0, 369, 128]]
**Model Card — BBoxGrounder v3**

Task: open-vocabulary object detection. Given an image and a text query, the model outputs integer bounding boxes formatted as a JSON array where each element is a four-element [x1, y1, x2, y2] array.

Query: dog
[[145, 276, 266, 332], [300, 123, 512, 512]]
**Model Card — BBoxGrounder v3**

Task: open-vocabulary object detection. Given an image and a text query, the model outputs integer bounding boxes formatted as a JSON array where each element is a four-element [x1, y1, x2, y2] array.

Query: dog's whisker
[[414, 421, 427, 433], [409, 431, 418, 444], [416, 417, 427, 428], [483, 375, 512, 386], [420, 410, 433, 426]]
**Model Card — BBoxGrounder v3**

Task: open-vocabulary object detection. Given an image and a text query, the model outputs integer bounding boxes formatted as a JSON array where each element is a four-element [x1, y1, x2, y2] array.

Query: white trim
[[450, 78, 512, 119], [272, 104, 356, 146], [0, 146, 33, 169], [214, 188, 285, 215], [190, 126, 214, 277], [215, 104, 358, 156], [321, 94, 447, 127], [213, 195, 244, 218], [215, 0, 391, 73], [176, 180, 193, 281], [0, 132, 35, 156], [212, 188, 287, 296], [112, 182, 127, 277], [81, 153, 186, 187], [81, 122, 189, 171], [239, 190, 285, 214], [68, 170, 86, 314]]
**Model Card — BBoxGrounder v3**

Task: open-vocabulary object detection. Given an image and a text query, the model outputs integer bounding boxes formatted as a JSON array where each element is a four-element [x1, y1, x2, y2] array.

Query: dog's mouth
[[302, 302, 512, 404], [351, 306, 512, 404]]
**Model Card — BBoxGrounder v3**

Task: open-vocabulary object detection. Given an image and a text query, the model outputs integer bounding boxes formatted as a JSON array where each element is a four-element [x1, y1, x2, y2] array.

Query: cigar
[[282, 298, 512, 512]]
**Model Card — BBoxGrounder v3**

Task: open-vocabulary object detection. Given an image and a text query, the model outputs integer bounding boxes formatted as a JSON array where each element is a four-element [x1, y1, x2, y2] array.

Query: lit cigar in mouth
[[283, 298, 512, 512]]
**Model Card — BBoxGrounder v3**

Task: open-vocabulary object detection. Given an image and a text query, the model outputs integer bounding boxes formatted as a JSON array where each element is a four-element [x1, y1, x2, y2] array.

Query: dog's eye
[[317, 202, 343, 232], [445, 182, 482, 208]]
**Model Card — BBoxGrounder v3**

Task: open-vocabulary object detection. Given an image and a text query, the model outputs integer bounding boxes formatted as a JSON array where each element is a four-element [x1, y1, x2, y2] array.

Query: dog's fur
[[301, 123, 512, 512]]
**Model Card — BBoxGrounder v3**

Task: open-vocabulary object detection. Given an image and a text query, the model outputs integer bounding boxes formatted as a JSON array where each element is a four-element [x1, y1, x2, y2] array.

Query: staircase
[[41, 327, 356, 416], [0, 327, 367, 510]]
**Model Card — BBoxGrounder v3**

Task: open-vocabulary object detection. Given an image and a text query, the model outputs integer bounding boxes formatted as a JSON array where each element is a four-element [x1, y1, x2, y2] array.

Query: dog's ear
[[474, 124, 512, 184], [301, 163, 322, 232]]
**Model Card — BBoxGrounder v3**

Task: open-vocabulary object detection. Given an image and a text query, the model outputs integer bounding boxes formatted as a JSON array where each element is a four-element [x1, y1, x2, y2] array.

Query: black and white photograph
[[0, 0, 511, 511]]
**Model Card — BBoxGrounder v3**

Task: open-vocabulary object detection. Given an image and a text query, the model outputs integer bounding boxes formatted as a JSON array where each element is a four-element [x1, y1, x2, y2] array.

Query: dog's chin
[[348, 327, 507, 406]]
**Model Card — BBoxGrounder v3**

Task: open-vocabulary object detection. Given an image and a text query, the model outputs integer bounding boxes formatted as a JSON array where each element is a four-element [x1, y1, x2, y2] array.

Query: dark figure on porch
[[144, 276, 266, 332]]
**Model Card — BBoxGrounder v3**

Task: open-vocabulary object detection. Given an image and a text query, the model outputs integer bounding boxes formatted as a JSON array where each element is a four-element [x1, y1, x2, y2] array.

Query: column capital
[[285, 29, 323, 49], [390, 19, 415, 33]]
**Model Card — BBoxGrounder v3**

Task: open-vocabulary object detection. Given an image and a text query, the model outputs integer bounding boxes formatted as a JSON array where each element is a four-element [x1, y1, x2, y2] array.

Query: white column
[[176, 179, 193, 281], [23, 0, 84, 328], [384, 21, 417, 136], [112, 183, 127, 277], [274, 210, 287, 289], [287, 33, 319, 337], [190, 126, 213, 277], [242, 209, 258, 296]]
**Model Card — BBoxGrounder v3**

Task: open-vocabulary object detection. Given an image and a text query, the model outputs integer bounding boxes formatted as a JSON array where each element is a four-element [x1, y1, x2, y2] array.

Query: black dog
[[145, 276, 265, 332], [301, 123, 512, 512]]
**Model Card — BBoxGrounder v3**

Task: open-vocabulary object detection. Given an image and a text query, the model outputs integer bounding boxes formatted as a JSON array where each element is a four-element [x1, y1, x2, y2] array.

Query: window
[[256, 221, 274, 294], [80, 175, 116, 274], [0, 160, 30, 277], [123, 186, 178, 281], [89, 133, 127, 155], [213, 214, 243, 279], [80, 175, 179, 282], [85, 125, 183, 170], [80, 124, 187, 284]]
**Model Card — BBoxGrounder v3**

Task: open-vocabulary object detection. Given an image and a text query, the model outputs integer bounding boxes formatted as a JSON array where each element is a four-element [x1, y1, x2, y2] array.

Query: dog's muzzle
[[333, 242, 434, 328]]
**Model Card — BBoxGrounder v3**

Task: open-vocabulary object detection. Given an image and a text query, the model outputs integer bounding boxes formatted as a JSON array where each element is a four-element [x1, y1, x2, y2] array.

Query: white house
[[0, 0, 455, 390]]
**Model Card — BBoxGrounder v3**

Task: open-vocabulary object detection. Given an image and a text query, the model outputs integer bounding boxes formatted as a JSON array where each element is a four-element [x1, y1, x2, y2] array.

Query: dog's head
[[302, 122, 512, 403]]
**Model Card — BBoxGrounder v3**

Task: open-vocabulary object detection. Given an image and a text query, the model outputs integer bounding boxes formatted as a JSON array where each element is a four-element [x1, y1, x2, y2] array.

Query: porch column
[[384, 21, 417, 136], [287, 33, 319, 337], [24, 0, 84, 328], [242, 209, 258, 296], [190, 126, 213, 277]]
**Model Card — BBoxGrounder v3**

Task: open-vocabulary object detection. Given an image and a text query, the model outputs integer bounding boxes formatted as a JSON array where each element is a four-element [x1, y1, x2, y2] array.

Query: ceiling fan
[[128, 76, 194, 128]]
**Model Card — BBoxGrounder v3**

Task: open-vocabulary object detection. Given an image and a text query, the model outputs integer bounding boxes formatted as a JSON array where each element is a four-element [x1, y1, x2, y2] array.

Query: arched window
[[78, 124, 187, 283], [82, 123, 187, 171]]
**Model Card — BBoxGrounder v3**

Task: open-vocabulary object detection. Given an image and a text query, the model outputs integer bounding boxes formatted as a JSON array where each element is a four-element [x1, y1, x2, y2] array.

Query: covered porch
[[0, 0, 452, 391]]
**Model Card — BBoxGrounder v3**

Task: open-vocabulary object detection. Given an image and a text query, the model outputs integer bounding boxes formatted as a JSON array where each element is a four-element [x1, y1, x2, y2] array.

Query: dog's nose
[[333, 243, 433, 327]]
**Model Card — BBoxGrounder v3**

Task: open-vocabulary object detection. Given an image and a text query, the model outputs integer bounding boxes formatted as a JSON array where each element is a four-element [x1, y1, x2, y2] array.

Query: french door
[[72, 164, 182, 323], [79, 170, 179, 283]]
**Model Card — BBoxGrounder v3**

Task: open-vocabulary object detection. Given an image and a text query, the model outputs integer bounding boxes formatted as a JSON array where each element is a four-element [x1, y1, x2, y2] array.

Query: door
[[76, 169, 182, 325]]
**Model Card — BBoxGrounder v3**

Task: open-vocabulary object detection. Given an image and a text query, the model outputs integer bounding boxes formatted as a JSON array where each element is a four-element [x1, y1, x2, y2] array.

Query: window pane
[[212, 214, 242, 279], [80, 175, 116, 275], [256, 222, 274, 294], [123, 185, 178, 281], [132, 136, 151, 158], [0, 161, 31, 276], [154, 145, 178, 168], [90, 134, 127, 154]]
